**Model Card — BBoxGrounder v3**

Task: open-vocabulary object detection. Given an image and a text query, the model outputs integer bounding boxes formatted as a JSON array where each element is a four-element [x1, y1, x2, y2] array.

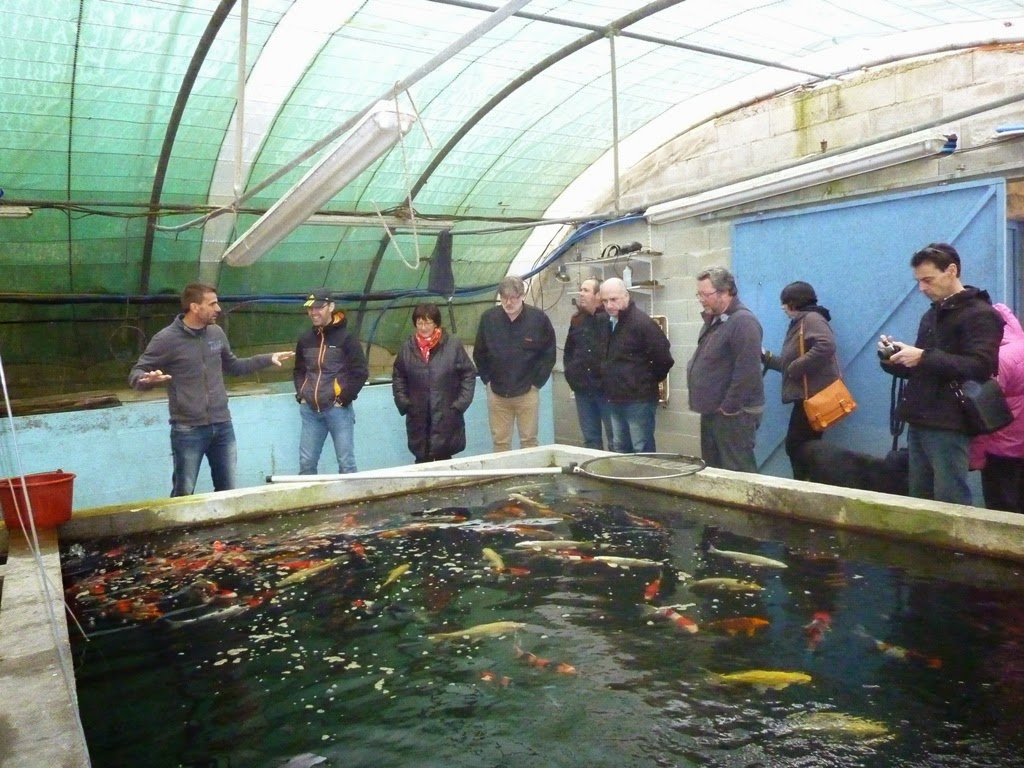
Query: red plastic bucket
[[0, 470, 75, 529]]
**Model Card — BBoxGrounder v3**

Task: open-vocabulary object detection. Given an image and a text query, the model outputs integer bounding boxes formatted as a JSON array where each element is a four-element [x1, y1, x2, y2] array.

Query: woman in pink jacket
[[969, 303, 1024, 513]]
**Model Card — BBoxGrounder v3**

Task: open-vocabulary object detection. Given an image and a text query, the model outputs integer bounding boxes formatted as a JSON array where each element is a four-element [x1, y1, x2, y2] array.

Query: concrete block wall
[[542, 45, 1024, 457]]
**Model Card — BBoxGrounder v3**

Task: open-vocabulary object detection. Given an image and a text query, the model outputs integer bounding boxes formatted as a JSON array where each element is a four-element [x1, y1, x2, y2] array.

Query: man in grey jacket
[[686, 266, 764, 472], [130, 283, 293, 496]]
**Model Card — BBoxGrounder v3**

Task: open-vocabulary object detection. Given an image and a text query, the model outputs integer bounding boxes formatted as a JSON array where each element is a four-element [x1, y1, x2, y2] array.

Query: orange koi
[[513, 644, 578, 675], [705, 617, 769, 637], [643, 577, 661, 602], [804, 611, 831, 651], [480, 671, 513, 686]]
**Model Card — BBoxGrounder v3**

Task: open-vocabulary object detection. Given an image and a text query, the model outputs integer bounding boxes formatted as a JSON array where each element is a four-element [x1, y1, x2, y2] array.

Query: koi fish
[[591, 555, 664, 569], [707, 544, 787, 569], [644, 604, 699, 634], [786, 712, 892, 741], [276, 556, 349, 588], [514, 539, 601, 551], [804, 611, 831, 651], [513, 644, 577, 675], [643, 577, 661, 602], [427, 620, 526, 643], [690, 577, 763, 591], [705, 617, 769, 637], [481, 547, 505, 571], [709, 669, 811, 692], [377, 563, 411, 592], [507, 492, 553, 513], [165, 603, 248, 628], [854, 626, 942, 668], [480, 670, 513, 686]]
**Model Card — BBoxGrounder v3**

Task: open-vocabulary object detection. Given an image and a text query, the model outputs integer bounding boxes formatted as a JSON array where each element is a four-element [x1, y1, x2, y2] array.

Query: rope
[[0, 348, 92, 756]]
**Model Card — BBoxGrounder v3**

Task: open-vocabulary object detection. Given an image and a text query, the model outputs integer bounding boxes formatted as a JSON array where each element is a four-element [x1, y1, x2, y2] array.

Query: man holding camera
[[878, 243, 1002, 505]]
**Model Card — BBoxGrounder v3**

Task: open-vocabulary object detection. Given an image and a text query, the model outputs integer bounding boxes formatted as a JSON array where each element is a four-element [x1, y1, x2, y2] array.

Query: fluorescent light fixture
[[0, 206, 32, 219], [645, 138, 951, 224], [222, 100, 416, 266], [305, 213, 454, 233]]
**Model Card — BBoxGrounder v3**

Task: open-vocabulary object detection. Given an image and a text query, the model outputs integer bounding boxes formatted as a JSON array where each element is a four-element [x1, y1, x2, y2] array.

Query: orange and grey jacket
[[293, 311, 368, 412]]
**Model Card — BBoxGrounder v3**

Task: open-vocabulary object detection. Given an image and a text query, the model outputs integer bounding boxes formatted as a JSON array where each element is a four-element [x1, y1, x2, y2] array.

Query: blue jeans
[[907, 425, 971, 505], [170, 422, 237, 497], [608, 400, 658, 453], [299, 402, 357, 474], [574, 390, 612, 450]]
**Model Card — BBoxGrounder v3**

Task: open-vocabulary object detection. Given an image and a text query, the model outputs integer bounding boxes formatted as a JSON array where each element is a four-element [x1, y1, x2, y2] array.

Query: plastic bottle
[[622, 264, 633, 288]]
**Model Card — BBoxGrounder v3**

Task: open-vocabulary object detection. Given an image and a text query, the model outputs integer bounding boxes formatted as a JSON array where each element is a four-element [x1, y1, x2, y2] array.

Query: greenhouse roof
[[2, 0, 1023, 308]]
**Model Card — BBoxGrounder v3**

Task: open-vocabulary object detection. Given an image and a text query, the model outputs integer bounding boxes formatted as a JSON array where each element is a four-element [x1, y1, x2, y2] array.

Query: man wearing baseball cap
[[293, 289, 368, 474]]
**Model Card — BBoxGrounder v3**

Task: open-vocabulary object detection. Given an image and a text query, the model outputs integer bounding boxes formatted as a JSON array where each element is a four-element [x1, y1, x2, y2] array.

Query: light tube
[[645, 138, 950, 224], [222, 100, 416, 266], [304, 213, 454, 232], [0, 206, 33, 219]]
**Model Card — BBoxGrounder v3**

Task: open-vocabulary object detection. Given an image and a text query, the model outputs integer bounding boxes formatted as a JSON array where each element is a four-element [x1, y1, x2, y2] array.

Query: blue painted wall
[[0, 381, 553, 510]]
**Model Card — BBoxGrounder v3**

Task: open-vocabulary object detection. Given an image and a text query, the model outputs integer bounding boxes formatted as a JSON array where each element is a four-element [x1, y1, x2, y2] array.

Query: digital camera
[[877, 343, 898, 361]]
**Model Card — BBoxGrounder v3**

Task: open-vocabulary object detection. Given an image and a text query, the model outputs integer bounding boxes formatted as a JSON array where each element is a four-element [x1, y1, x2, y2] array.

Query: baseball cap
[[303, 289, 333, 309]]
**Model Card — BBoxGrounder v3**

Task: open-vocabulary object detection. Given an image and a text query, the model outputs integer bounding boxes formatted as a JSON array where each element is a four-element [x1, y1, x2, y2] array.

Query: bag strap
[[889, 374, 906, 451], [799, 319, 843, 398]]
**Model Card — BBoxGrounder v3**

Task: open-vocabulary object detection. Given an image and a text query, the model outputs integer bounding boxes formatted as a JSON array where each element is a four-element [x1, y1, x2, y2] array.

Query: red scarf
[[415, 328, 442, 362]]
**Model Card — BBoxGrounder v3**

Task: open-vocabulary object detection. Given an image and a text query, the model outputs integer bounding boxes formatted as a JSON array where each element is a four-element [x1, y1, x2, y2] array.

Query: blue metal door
[[733, 178, 1009, 476]]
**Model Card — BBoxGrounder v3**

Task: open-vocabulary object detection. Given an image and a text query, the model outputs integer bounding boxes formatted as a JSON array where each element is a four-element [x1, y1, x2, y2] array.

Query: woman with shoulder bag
[[761, 281, 838, 480], [969, 303, 1024, 513]]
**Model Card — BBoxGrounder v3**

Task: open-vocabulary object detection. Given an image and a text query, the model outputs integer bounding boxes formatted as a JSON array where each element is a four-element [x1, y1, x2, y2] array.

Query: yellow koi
[[377, 562, 411, 591], [275, 556, 348, 588], [787, 712, 892, 740], [427, 620, 526, 643], [711, 669, 811, 691], [481, 547, 505, 571]]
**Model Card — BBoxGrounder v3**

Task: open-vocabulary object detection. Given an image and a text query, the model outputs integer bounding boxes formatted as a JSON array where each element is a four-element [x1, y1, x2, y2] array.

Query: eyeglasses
[[499, 294, 524, 302], [415, 318, 436, 326], [695, 290, 720, 299]]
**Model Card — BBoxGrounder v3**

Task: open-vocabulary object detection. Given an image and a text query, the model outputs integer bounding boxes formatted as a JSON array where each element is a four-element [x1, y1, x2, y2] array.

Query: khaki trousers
[[486, 385, 539, 452]]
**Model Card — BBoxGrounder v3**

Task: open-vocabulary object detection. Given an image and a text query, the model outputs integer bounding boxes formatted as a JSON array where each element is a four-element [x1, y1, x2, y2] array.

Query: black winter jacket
[[392, 331, 477, 461], [473, 304, 556, 397], [563, 308, 609, 394], [603, 302, 674, 403], [293, 312, 368, 412], [883, 286, 1003, 431]]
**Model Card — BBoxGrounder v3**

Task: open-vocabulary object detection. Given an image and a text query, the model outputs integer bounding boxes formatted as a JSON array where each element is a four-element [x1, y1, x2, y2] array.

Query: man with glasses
[[564, 277, 613, 450], [600, 277, 674, 453], [878, 243, 1002, 505], [473, 275, 556, 451], [293, 289, 368, 475], [686, 266, 765, 472]]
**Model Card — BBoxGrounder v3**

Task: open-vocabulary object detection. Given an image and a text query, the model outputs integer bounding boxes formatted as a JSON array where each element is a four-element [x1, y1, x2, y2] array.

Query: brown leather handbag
[[799, 322, 857, 432]]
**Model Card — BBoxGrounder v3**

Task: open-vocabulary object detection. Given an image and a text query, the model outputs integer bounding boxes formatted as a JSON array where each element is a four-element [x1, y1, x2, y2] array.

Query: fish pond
[[64, 476, 1024, 768]]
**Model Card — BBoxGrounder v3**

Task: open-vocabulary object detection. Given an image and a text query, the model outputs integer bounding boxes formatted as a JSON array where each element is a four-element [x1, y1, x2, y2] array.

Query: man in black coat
[[473, 276, 556, 451], [601, 277, 674, 453], [563, 278, 612, 450], [879, 243, 1003, 505]]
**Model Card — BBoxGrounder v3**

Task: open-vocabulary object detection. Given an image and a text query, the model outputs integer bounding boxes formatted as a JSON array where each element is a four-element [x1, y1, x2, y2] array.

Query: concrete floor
[[3, 445, 1024, 768]]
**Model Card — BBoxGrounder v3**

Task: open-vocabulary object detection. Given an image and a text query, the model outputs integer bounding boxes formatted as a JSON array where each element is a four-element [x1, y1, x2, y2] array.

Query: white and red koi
[[644, 604, 699, 634], [513, 644, 577, 675], [804, 611, 832, 651], [855, 625, 942, 668]]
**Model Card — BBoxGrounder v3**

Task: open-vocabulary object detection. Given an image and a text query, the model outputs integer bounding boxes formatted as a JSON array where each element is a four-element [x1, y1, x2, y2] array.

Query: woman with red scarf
[[392, 304, 477, 463]]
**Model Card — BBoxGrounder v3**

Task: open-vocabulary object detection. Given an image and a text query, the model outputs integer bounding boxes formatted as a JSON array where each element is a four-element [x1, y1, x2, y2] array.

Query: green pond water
[[64, 477, 1024, 768]]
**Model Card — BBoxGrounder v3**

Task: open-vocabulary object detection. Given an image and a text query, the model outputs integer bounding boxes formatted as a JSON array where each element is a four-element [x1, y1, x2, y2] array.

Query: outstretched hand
[[271, 351, 296, 367], [138, 370, 172, 386]]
